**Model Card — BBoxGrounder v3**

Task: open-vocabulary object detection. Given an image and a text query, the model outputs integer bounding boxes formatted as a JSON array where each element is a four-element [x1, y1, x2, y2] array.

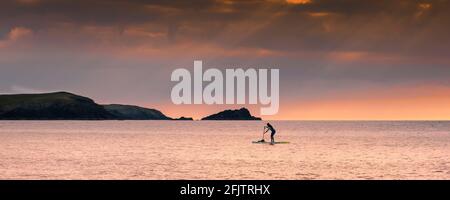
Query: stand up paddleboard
[[255, 126, 288, 144], [252, 141, 289, 144]]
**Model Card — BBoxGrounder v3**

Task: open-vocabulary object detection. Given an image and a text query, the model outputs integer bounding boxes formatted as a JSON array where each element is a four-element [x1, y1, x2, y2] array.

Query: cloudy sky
[[1, 0, 450, 120]]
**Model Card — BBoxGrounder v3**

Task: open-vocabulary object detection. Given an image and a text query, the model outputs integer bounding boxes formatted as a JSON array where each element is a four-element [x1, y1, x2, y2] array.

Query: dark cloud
[[2, 0, 450, 53], [1, 0, 449, 61]]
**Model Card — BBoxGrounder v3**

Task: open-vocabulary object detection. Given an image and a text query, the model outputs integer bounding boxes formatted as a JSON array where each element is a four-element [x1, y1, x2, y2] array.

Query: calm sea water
[[0, 121, 449, 180]]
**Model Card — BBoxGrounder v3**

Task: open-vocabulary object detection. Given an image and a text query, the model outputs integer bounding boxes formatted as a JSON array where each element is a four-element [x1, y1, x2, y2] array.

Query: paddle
[[261, 127, 266, 142]]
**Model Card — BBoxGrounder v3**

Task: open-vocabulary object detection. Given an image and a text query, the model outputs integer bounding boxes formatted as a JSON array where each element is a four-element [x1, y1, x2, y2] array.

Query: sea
[[0, 121, 449, 179]]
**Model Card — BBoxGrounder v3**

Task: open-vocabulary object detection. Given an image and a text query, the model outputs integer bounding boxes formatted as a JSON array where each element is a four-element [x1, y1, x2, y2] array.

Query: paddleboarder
[[264, 123, 276, 145]]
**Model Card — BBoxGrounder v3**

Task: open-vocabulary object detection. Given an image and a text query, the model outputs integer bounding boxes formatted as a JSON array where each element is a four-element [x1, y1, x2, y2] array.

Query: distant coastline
[[0, 92, 261, 121]]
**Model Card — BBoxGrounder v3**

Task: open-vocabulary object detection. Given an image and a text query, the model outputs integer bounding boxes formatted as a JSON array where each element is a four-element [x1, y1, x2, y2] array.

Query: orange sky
[[1, 0, 450, 120], [152, 84, 450, 120], [278, 84, 450, 120]]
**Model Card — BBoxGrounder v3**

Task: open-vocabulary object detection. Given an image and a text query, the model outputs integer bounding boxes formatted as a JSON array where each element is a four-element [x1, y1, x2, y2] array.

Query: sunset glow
[[286, 0, 312, 5]]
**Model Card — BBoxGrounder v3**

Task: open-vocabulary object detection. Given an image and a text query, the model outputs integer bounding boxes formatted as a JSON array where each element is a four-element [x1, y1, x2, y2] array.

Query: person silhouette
[[264, 123, 276, 145]]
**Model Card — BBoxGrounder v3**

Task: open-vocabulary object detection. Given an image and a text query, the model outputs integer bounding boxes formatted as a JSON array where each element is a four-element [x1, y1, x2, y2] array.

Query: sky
[[1, 0, 450, 120]]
